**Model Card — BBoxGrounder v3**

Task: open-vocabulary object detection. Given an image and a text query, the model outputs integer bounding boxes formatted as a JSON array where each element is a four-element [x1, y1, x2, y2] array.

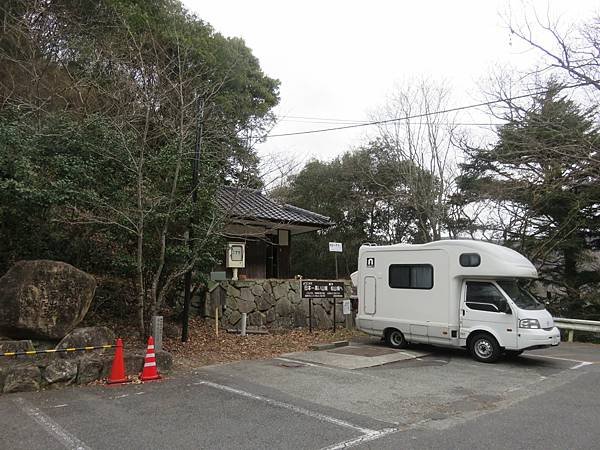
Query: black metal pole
[[309, 298, 313, 333], [182, 96, 205, 342], [333, 298, 336, 333]]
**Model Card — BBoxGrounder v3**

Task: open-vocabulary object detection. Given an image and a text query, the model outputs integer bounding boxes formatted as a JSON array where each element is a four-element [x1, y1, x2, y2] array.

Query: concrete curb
[[309, 340, 349, 351]]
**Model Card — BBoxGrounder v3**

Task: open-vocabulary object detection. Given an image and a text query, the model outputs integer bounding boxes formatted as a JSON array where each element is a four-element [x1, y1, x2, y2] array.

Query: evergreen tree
[[459, 83, 600, 316]]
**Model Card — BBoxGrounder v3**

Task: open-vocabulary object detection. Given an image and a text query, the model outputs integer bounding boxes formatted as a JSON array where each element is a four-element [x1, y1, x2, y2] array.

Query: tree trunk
[[563, 246, 580, 302]]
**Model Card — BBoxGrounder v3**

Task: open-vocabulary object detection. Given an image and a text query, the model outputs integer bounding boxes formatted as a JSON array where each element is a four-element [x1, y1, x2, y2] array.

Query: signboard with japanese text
[[301, 280, 345, 299], [328, 242, 343, 253]]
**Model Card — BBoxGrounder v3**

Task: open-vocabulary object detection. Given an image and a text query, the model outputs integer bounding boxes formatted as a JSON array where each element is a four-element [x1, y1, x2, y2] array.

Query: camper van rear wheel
[[469, 333, 501, 363], [385, 329, 407, 349]]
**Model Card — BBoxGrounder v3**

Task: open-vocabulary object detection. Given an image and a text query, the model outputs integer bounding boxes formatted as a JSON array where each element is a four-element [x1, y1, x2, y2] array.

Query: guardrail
[[554, 318, 600, 342]]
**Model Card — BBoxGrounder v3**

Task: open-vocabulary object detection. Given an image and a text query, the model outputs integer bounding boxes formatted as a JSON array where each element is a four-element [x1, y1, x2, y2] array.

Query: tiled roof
[[217, 186, 333, 227]]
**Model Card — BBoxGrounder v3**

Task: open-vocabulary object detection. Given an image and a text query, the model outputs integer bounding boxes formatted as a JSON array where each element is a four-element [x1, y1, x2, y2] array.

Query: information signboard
[[301, 280, 345, 299], [328, 242, 343, 253]]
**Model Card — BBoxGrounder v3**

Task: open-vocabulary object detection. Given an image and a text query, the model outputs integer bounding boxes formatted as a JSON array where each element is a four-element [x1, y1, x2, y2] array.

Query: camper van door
[[460, 281, 518, 349]]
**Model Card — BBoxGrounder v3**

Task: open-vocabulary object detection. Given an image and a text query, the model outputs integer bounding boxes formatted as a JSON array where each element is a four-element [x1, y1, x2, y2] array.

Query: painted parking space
[[2, 379, 371, 450], [197, 342, 597, 434], [1, 342, 597, 450]]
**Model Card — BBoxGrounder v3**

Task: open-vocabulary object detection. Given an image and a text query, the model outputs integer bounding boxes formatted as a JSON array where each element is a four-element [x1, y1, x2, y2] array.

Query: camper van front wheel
[[385, 329, 407, 349], [469, 333, 501, 363]]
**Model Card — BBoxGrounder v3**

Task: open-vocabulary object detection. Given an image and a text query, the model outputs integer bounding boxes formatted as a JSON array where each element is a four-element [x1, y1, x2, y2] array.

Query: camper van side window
[[465, 282, 506, 312], [460, 253, 480, 267], [389, 264, 433, 289]]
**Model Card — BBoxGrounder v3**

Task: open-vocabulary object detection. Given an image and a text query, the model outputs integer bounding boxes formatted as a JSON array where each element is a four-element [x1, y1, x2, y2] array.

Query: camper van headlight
[[519, 319, 540, 329]]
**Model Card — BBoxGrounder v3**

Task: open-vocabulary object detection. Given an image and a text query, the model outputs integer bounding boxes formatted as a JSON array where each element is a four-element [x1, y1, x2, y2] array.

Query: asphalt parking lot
[[1, 341, 599, 449]]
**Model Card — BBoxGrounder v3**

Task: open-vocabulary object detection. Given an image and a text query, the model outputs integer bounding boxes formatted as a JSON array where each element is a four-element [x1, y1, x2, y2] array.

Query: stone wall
[[207, 280, 353, 329], [0, 328, 173, 394], [0, 347, 173, 394]]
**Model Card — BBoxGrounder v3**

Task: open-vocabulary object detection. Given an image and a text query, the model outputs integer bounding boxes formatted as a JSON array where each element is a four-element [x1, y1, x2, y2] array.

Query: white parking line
[[13, 397, 90, 450], [275, 357, 325, 368], [570, 361, 594, 370], [320, 427, 399, 450], [525, 354, 589, 363], [195, 380, 401, 449], [524, 353, 595, 370], [195, 380, 376, 434]]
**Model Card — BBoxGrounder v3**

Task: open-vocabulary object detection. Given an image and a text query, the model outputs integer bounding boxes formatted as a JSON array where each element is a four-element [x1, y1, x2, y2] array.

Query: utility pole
[[182, 95, 204, 342]]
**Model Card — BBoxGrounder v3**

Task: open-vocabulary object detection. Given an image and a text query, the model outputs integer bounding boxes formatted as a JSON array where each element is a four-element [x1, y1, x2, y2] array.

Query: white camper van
[[351, 240, 560, 363]]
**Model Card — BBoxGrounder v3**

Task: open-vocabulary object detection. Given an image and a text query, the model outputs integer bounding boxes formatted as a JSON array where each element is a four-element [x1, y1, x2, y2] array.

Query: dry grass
[[164, 317, 364, 369]]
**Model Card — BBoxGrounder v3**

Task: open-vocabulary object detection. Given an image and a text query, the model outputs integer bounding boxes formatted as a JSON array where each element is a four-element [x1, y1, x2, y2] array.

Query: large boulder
[[0, 361, 9, 390], [125, 350, 173, 375], [124, 353, 145, 376], [77, 357, 104, 384], [43, 359, 78, 385], [55, 327, 115, 359], [155, 350, 174, 373], [0, 340, 34, 354], [2, 364, 41, 393], [0, 260, 96, 340]]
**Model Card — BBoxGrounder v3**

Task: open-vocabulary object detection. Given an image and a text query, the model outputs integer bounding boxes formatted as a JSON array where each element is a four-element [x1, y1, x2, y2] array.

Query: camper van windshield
[[497, 280, 545, 310]]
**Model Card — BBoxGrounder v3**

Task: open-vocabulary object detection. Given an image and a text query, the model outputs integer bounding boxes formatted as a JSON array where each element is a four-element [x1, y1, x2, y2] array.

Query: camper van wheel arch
[[468, 332, 501, 363], [384, 329, 407, 349]]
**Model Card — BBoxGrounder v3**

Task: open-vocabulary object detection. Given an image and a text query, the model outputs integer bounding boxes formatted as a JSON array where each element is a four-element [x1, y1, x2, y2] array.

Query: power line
[[276, 115, 502, 126], [276, 114, 367, 124], [276, 118, 368, 125], [266, 80, 595, 139], [277, 118, 505, 126]]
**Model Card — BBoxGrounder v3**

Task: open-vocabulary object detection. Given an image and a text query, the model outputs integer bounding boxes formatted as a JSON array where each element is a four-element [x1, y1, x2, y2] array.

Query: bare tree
[[506, 6, 600, 93], [369, 78, 461, 242], [510, 9, 600, 172]]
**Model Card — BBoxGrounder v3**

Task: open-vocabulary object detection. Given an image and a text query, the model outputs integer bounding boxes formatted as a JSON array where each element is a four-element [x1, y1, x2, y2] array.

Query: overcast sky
[[182, 1, 598, 165]]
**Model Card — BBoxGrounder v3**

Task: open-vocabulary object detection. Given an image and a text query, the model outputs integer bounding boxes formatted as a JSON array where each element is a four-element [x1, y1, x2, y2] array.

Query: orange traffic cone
[[107, 338, 128, 384], [140, 336, 161, 382]]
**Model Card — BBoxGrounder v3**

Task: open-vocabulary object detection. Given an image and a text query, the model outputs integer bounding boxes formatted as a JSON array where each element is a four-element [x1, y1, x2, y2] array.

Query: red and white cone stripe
[[144, 353, 156, 366], [140, 337, 161, 381]]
